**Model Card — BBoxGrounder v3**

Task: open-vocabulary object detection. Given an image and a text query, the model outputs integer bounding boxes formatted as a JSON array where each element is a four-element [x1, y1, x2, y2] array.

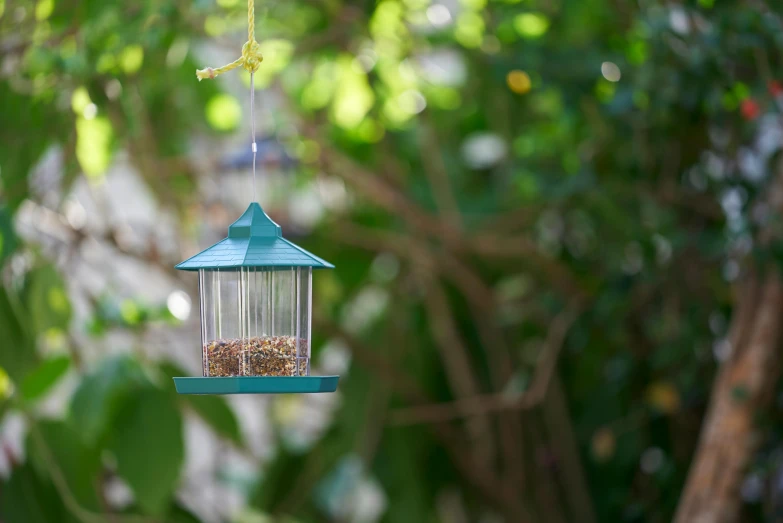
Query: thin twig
[[24, 413, 157, 523], [411, 262, 498, 464], [315, 318, 531, 520], [418, 120, 462, 228], [388, 305, 582, 426]]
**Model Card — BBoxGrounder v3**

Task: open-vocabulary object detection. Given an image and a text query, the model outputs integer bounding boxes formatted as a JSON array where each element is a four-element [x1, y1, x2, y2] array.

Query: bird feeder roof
[[176, 203, 334, 271]]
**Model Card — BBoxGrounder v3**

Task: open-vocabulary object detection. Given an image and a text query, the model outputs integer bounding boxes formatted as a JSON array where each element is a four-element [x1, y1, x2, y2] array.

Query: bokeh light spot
[[591, 427, 616, 462], [640, 447, 665, 475], [331, 57, 375, 129], [204, 15, 226, 36], [48, 287, 68, 314], [35, 0, 53, 20], [120, 300, 141, 326], [506, 70, 531, 94], [205, 93, 241, 131], [455, 12, 485, 48], [601, 61, 621, 82], [398, 89, 427, 114], [514, 13, 549, 39], [0, 366, 11, 399], [167, 290, 191, 321], [646, 382, 681, 414], [120, 45, 144, 75], [76, 116, 113, 179], [71, 87, 91, 114], [83, 103, 97, 120], [426, 4, 452, 28]]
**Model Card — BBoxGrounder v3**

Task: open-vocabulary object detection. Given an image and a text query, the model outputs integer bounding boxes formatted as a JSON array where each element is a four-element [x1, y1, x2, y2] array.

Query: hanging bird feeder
[[172, 0, 338, 395]]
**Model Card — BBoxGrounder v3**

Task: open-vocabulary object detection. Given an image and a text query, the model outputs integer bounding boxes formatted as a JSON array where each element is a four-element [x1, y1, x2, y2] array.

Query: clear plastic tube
[[199, 267, 312, 377]]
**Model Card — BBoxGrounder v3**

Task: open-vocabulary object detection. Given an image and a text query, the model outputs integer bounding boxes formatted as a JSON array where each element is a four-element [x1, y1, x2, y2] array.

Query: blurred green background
[[2, 0, 783, 522]]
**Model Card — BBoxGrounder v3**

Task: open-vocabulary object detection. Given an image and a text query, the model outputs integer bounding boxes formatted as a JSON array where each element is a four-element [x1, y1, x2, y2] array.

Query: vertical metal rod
[[295, 268, 301, 376], [200, 270, 208, 376], [270, 270, 275, 336], [306, 268, 312, 375], [237, 270, 242, 374], [215, 269, 222, 339], [290, 267, 295, 335]]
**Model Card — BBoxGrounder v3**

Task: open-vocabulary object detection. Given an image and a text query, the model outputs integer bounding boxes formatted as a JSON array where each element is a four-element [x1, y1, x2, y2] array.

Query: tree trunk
[[674, 269, 783, 523]]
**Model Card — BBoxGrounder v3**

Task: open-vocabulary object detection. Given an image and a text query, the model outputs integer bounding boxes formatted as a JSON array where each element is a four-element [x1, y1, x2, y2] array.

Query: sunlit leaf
[[0, 366, 10, 399], [120, 45, 144, 74], [34, 0, 53, 20], [455, 11, 485, 48], [514, 13, 550, 38], [460, 0, 487, 9], [331, 57, 375, 129], [70, 87, 91, 114], [76, 116, 113, 179]]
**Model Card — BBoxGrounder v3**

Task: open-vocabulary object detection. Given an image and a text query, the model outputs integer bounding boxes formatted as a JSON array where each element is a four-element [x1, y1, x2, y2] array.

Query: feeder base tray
[[173, 376, 339, 395]]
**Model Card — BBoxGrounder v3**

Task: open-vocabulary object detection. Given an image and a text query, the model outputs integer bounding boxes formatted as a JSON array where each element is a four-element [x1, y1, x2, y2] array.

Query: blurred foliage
[[2, 0, 783, 522]]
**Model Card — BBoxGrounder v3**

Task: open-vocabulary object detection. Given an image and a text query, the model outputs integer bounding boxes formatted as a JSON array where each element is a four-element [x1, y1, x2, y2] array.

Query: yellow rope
[[196, 0, 263, 81]]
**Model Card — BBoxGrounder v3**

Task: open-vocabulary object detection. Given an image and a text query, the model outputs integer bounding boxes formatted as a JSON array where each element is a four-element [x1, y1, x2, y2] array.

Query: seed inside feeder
[[204, 336, 309, 377]]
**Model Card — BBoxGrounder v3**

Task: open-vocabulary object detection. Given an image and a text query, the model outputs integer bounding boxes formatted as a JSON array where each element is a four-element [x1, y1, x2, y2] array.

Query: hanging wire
[[251, 72, 257, 202], [196, 0, 262, 203]]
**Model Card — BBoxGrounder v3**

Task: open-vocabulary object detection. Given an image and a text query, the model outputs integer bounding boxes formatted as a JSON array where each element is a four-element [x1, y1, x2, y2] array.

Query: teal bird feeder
[[172, 203, 338, 394]]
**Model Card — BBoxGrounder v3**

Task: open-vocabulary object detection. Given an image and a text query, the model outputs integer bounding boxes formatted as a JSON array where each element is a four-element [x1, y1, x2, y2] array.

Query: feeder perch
[[173, 203, 338, 394]]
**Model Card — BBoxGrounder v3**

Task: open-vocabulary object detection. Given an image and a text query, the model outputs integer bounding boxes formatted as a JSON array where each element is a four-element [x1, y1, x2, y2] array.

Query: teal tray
[[173, 376, 339, 395]]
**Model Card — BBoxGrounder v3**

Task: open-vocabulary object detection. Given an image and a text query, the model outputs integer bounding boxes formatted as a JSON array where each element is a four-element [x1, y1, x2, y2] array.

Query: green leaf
[[0, 83, 59, 211], [24, 264, 72, 335], [109, 387, 184, 516], [0, 205, 18, 265], [20, 355, 71, 401], [0, 287, 37, 381], [69, 355, 149, 445], [166, 503, 202, 523], [1, 462, 67, 523], [29, 421, 102, 510], [160, 362, 243, 446]]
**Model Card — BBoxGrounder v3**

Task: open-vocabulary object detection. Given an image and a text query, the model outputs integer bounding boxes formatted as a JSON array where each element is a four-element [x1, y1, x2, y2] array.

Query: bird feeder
[[172, 203, 338, 394], [173, 0, 337, 393]]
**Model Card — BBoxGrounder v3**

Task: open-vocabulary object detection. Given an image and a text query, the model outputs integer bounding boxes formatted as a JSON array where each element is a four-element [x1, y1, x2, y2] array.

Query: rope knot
[[241, 40, 263, 73], [195, 0, 263, 81]]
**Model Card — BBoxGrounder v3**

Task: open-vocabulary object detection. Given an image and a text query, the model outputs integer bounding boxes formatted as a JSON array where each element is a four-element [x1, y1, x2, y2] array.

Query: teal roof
[[176, 203, 334, 271]]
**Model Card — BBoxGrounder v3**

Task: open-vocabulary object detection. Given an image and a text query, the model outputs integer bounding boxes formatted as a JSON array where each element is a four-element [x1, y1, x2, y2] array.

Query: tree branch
[[388, 304, 581, 426]]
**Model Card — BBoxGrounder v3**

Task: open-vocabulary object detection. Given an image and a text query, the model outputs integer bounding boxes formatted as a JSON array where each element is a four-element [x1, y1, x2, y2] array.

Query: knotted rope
[[196, 0, 263, 80]]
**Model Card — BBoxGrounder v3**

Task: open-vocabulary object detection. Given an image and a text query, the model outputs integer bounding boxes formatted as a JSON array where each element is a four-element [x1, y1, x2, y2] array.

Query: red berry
[[769, 81, 783, 97], [741, 99, 760, 120]]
